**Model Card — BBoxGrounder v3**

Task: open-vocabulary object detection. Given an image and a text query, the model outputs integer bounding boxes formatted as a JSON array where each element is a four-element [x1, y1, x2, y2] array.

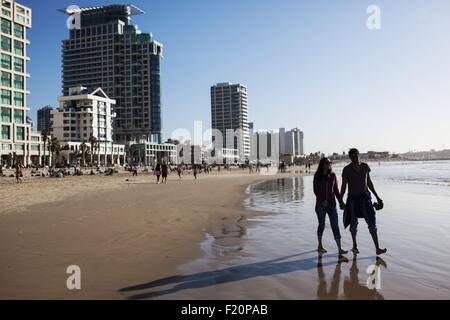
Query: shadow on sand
[[119, 250, 383, 300]]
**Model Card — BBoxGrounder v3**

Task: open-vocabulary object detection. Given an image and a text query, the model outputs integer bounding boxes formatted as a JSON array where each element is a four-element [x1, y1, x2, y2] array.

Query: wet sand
[[0, 169, 305, 299], [137, 174, 450, 300]]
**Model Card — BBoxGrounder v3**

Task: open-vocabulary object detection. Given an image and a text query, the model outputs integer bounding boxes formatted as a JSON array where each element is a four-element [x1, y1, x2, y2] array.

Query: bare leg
[[370, 232, 387, 255], [351, 231, 359, 254], [336, 239, 348, 255], [318, 234, 327, 253]]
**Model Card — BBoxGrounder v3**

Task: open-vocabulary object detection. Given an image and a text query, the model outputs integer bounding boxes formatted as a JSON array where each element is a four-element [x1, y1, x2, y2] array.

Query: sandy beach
[[0, 169, 304, 299], [1, 162, 450, 300]]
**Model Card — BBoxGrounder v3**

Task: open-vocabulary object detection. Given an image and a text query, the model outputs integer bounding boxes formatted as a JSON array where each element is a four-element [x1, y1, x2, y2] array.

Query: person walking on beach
[[177, 165, 182, 179], [161, 161, 168, 184], [193, 165, 198, 180], [15, 164, 22, 183], [154, 163, 161, 184], [314, 158, 348, 255], [340, 148, 387, 256]]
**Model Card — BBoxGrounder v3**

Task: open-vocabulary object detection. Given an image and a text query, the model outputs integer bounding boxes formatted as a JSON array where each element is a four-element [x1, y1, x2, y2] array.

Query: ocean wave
[[386, 177, 450, 187]]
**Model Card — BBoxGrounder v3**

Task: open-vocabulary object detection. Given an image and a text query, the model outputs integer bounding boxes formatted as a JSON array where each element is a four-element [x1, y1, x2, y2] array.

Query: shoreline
[[0, 169, 309, 299]]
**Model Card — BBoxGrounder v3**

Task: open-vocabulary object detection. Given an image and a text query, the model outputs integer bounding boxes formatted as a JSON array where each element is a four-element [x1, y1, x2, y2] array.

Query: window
[[14, 24, 23, 39], [14, 92, 23, 106], [14, 40, 23, 55], [1, 71, 11, 87], [2, 9, 11, 18], [16, 126, 24, 140], [1, 53, 11, 69], [13, 57, 23, 72], [1, 125, 10, 140], [1, 107, 10, 122], [31, 145, 39, 151], [15, 15, 27, 25], [13, 74, 23, 89], [1, 19, 11, 34], [14, 109, 23, 123], [1, 35, 11, 52], [1, 89, 11, 105]]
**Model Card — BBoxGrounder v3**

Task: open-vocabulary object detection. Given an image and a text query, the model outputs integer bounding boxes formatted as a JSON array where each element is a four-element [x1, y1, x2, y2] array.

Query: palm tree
[[104, 139, 108, 166], [96, 141, 101, 166], [88, 135, 98, 166], [41, 130, 50, 167], [79, 141, 88, 167], [49, 137, 61, 167]]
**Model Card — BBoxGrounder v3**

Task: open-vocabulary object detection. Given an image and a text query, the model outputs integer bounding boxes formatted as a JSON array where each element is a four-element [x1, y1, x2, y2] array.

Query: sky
[[20, 0, 450, 155]]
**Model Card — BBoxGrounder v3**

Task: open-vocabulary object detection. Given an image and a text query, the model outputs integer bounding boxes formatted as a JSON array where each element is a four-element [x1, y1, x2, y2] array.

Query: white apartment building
[[127, 141, 177, 166], [202, 147, 240, 165], [211, 83, 250, 162], [279, 127, 304, 162], [250, 127, 304, 165], [51, 86, 125, 165]]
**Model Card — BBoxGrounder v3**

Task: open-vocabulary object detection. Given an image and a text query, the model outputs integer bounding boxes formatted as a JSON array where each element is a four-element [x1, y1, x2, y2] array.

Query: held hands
[[339, 201, 346, 210]]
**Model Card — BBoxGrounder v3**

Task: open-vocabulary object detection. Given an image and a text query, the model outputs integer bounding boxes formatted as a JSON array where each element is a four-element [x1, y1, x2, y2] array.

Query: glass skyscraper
[[60, 5, 163, 144]]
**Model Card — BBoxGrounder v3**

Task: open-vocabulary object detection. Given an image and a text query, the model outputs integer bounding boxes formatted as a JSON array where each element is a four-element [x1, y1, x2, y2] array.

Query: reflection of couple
[[313, 148, 387, 255], [317, 255, 385, 300]]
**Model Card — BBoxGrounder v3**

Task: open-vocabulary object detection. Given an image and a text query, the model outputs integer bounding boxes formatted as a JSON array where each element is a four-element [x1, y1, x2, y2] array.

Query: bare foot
[[376, 248, 387, 256], [338, 255, 349, 263], [352, 247, 360, 254], [339, 249, 348, 255], [318, 247, 327, 254]]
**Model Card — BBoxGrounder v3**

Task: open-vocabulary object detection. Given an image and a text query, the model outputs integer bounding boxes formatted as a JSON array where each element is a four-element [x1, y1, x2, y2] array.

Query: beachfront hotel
[[211, 82, 250, 162], [60, 4, 164, 144], [0, 0, 45, 167], [51, 86, 125, 165]]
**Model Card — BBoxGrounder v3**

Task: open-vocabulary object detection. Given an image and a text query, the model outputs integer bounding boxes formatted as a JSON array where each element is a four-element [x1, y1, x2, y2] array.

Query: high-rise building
[[1, 0, 45, 167], [279, 127, 304, 163], [60, 4, 163, 144], [249, 126, 304, 165], [37, 105, 53, 132], [211, 82, 250, 161]]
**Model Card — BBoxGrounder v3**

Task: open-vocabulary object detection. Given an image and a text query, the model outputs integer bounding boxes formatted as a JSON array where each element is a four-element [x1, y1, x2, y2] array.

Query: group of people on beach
[[150, 162, 229, 184], [313, 148, 387, 256]]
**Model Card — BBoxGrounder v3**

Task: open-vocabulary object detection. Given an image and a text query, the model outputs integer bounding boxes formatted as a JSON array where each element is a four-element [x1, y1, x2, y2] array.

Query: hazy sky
[[22, 0, 450, 154]]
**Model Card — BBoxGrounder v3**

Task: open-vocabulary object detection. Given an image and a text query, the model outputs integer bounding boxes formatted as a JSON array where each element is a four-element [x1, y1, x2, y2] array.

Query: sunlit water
[[143, 161, 450, 299]]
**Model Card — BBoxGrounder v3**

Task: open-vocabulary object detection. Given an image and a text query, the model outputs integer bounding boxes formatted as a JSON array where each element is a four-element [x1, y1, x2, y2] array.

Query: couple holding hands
[[313, 148, 387, 256]]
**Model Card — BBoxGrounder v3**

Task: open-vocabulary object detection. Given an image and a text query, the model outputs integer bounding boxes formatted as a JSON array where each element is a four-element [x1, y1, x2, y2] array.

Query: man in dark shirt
[[340, 148, 387, 256]]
